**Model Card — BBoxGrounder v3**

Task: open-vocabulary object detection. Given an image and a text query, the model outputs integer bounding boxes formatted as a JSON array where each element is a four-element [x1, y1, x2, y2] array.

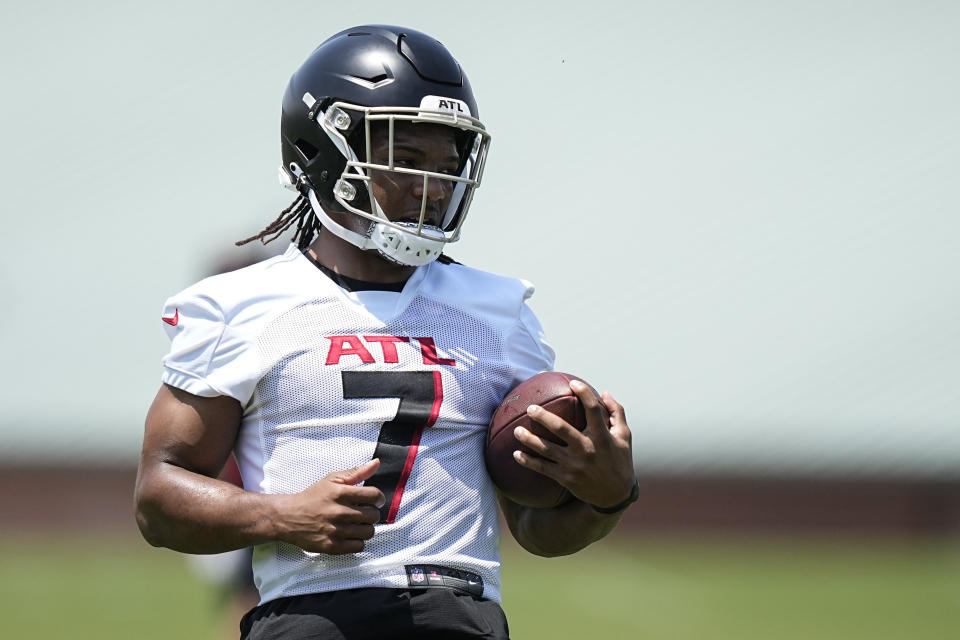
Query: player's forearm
[[135, 461, 279, 554], [499, 494, 625, 557]]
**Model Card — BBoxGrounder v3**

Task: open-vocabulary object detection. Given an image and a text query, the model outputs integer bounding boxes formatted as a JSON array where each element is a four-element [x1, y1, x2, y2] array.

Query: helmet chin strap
[[307, 188, 377, 251], [306, 189, 445, 267]]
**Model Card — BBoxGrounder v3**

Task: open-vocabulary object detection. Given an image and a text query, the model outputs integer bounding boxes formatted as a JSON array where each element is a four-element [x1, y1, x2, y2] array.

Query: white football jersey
[[160, 244, 555, 604]]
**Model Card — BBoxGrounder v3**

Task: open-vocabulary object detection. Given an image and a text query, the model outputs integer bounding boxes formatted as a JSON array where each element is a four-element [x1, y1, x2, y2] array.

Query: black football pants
[[240, 587, 510, 639]]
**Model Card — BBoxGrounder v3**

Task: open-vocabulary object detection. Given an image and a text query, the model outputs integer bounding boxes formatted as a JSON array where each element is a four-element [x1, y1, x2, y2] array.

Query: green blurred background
[[1, 532, 957, 638], [1, 1, 958, 638]]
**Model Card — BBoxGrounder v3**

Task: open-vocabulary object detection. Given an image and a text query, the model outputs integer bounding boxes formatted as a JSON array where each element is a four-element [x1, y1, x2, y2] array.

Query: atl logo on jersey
[[325, 335, 456, 367]]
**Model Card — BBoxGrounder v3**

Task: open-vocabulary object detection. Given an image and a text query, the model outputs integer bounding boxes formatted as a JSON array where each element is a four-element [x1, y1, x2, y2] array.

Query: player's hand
[[513, 381, 636, 511], [272, 459, 385, 554]]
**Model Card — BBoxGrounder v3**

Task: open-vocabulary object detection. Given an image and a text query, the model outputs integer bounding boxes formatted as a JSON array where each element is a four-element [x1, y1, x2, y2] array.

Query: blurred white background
[[1, 0, 957, 474]]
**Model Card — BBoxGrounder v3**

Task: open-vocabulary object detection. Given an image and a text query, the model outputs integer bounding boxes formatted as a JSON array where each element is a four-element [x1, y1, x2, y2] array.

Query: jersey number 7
[[341, 370, 443, 524]]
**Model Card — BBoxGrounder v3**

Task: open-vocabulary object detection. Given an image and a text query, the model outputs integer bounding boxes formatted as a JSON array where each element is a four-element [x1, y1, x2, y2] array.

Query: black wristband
[[590, 480, 640, 514]]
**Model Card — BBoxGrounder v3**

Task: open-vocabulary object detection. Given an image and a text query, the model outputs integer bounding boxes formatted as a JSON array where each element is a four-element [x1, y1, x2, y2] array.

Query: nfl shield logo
[[411, 568, 425, 584]]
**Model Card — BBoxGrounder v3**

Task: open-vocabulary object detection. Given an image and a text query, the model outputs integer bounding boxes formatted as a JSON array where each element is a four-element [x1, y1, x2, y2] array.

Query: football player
[[135, 25, 638, 640]]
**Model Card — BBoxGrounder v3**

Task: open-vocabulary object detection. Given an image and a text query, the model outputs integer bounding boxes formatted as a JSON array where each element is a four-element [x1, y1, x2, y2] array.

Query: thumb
[[327, 458, 380, 485]]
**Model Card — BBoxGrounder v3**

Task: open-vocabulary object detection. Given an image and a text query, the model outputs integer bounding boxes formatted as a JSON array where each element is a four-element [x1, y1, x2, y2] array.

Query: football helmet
[[280, 25, 491, 266]]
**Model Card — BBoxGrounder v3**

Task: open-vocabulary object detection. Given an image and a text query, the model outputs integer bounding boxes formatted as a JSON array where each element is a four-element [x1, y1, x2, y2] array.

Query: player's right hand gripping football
[[515, 383, 636, 511], [272, 459, 386, 554]]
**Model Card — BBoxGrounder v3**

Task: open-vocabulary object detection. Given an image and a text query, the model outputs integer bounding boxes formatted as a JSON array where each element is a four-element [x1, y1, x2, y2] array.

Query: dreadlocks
[[236, 195, 321, 250], [236, 194, 460, 265]]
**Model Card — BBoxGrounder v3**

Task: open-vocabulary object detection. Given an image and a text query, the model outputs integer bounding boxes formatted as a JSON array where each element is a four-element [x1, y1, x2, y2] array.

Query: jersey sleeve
[[159, 284, 259, 404], [504, 281, 556, 385]]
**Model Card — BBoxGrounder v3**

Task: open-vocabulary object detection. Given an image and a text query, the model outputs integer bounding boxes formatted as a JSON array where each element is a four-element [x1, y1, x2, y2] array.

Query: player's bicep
[[495, 489, 548, 555], [141, 383, 242, 478], [495, 489, 533, 541]]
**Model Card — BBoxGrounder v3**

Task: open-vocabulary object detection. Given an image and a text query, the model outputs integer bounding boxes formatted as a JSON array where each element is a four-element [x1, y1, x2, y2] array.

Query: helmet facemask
[[293, 94, 491, 266]]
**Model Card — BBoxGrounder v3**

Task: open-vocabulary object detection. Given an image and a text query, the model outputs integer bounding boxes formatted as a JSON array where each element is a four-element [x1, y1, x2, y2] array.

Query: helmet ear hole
[[294, 139, 320, 161]]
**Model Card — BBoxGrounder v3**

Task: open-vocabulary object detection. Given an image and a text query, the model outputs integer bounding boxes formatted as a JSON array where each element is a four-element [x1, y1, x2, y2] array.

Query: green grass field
[[1, 533, 956, 639]]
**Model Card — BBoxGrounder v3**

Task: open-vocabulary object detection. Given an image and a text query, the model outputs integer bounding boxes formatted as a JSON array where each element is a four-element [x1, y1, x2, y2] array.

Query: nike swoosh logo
[[162, 309, 179, 326]]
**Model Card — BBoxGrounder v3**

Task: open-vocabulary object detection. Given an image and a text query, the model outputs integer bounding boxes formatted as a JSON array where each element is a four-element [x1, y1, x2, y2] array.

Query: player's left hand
[[512, 380, 636, 511]]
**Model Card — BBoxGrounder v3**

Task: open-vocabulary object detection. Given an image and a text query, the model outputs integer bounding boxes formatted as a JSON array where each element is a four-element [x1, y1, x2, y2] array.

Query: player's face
[[368, 122, 461, 228]]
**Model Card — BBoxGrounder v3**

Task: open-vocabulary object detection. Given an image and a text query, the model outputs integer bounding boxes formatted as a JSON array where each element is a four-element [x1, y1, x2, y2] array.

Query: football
[[485, 371, 608, 509]]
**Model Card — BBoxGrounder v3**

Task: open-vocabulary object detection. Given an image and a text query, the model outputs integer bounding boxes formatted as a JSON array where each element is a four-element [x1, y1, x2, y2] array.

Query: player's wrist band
[[590, 480, 640, 514]]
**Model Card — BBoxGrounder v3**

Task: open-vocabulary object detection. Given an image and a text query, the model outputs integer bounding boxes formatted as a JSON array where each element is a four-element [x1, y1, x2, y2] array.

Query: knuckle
[[519, 453, 539, 470], [321, 507, 342, 523], [529, 437, 549, 454]]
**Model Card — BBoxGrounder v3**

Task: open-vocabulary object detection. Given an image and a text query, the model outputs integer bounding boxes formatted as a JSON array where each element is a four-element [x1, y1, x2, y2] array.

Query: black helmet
[[279, 25, 491, 266]]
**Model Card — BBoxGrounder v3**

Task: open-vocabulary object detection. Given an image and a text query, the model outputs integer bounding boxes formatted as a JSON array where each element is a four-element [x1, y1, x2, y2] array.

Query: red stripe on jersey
[[426, 370, 443, 427], [385, 371, 444, 523], [387, 428, 422, 524]]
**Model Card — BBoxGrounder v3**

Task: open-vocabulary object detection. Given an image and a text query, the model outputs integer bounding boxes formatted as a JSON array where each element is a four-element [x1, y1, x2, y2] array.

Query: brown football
[[485, 371, 608, 509]]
